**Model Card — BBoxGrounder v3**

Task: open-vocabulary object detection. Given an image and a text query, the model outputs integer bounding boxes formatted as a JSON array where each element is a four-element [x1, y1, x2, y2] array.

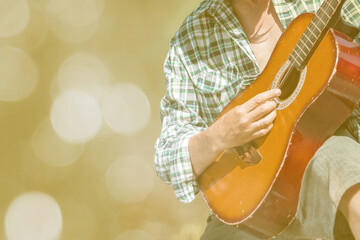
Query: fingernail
[[275, 89, 281, 96]]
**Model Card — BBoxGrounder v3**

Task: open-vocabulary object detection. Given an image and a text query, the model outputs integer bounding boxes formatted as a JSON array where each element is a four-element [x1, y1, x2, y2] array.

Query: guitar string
[[293, 0, 336, 64], [290, 0, 340, 68], [296, 0, 338, 63], [275, 0, 339, 102]]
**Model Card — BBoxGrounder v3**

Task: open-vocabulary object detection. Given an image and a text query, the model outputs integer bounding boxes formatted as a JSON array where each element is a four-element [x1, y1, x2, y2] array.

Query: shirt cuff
[[170, 131, 200, 203]]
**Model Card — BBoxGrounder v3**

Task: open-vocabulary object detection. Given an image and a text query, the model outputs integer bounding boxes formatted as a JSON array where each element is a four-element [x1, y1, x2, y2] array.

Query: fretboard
[[289, 0, 345, 70]]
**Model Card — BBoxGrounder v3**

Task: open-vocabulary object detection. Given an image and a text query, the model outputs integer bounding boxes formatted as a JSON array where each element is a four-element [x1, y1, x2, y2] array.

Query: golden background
[[0, 0, 209, 239]]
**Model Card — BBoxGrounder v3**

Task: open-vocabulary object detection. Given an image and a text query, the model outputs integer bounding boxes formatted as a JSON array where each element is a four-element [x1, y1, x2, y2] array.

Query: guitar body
[[198, 13, 360, 238]]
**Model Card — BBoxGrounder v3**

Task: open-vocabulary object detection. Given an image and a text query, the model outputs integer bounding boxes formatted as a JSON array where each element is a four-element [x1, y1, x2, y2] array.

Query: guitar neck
[[289, 0, 345, 70]]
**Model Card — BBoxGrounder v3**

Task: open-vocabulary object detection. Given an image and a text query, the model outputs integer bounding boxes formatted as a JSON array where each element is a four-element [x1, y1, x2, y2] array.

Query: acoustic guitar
[[197, 0, 360, 238]]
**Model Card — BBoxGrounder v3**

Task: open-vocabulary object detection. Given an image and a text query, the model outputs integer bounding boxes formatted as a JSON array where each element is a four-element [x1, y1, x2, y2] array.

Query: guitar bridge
[[234, 144, 262, 166]]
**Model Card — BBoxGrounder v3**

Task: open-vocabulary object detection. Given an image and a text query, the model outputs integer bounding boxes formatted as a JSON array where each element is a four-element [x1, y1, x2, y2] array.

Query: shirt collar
[[204, 0, 296, 74], [206, 0, 246, 38], [206, 0, 296, 17], [205, 0, 260, 71], [204, 0, 297, 73]]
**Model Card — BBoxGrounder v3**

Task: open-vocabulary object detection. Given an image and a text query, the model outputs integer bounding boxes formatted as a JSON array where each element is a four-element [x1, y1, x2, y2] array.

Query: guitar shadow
[[197, 149, 252, 191]]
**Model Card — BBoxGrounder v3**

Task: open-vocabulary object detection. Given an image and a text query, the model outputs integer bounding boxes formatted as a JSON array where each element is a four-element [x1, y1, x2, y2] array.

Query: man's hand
[[209, 88, 281, 152], [189, 89, 281, 177]]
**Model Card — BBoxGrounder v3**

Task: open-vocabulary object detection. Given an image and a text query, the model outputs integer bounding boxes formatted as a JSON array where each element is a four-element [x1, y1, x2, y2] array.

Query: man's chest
[[232, 0, 285, 71]]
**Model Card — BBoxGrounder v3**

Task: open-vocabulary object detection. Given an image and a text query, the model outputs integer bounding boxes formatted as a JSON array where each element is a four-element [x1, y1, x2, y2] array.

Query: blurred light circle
[[4, 3, 49, 51], [51, 90, 102, 143], [115, 230, 155, 240], [46, 0, 104, 43], [0, 178, 24, 237], [0, 0, 29, 38], [55, 52, 110, 99], [101, 83, 151, 135], [22, 143, 74, 185], [47, 0, 105, 27], [105, 155, 154, 204], [32, 119, 85, 167], [0, 46, 38, 101], [5, 192, 62, 240], [47, 18, 98, 44], [108, 55, 148, 88]]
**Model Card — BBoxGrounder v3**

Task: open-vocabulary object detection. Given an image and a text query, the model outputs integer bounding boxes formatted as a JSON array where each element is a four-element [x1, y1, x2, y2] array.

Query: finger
[[250, 110, 276, 132], [247, 100, 277, 122], [252, 123, 274, 139], [241, 89, 281, 113]]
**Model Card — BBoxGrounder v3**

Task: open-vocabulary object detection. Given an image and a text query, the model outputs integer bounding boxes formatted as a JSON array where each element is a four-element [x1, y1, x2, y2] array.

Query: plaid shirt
[[154, 0, 360, 203]]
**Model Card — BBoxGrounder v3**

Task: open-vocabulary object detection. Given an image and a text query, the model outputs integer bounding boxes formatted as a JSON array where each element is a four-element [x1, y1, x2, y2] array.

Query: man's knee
[[340, 183, 360, 215], [316, 135, 360, 159], [307, 135, 359, 174]]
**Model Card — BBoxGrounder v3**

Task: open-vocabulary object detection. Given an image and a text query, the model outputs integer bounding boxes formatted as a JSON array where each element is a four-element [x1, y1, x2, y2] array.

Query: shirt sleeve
[[154, 43, 208, 203], [341, 0, 360, 143]]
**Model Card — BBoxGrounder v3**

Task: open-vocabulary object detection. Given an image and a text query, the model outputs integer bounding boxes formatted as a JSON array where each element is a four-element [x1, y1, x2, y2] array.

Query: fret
[[295, 40, 310, 56], [289, 52, 303, 70], [288, 0, 342, 68], [289, 54, 294, 62], [325, 1, 335, 14], [296, 45, 308, 58], [316, 16, 326, 26], [294, 48, 308, 62], [307, 27, 319, 41], [327, 1, 335, 10], [291, 54, 302, 67], [319, 7, 330, 18], [290, 60, 301, 70], [309, 21, 322, 33], [301, 33, 315, 48], [289, 54, 294, 63], [329, 0, 339, 9]]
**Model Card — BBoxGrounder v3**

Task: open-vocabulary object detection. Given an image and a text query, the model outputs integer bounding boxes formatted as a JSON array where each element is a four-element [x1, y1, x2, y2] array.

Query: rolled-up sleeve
[[342, 0, 360, 143], [154, 43, 208, 203]]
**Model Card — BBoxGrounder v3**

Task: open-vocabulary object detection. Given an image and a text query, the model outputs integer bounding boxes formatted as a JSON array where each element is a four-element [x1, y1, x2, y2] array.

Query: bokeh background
[[0, 0, 209, 239]]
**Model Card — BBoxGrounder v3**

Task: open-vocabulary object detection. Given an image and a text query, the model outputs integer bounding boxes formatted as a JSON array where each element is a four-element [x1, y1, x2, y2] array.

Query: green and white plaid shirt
[[154, 0, 360, 203]]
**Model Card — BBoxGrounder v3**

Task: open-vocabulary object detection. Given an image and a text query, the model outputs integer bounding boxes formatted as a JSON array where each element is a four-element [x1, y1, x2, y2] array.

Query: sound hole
[[278, 66, 301, 100]]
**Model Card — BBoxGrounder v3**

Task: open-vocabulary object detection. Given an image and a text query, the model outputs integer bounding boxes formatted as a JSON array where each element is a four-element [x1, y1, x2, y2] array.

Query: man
[[155, 0, 360, 239]]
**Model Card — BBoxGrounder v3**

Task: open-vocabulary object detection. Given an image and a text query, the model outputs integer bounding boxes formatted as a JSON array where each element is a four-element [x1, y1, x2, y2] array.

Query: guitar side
[[198, 13, 360, 238]]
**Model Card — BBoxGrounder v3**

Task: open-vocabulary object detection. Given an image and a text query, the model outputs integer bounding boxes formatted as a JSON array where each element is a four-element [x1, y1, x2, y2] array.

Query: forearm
[[188, 124, 224, 178]]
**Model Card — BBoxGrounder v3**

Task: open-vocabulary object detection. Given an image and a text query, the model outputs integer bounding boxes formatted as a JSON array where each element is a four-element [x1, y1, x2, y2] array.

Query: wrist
[[204, 123, 228, 154]]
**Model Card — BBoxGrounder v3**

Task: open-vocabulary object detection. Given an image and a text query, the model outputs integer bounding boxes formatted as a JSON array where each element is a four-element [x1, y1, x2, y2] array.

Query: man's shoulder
[[170, 0, 216, 47]]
